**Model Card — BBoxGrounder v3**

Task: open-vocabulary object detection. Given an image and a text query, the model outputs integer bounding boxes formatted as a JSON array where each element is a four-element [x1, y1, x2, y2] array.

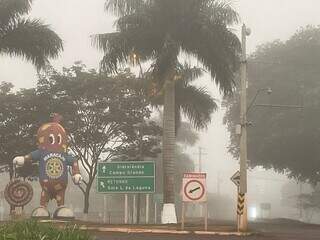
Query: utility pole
[[217, 172, 221, 196], [299, 182, 303, 220], [198, 147, 203, 172], [195, 147, 207, 172], [239, 23, 251, 232], [194, 147, 207, 217]]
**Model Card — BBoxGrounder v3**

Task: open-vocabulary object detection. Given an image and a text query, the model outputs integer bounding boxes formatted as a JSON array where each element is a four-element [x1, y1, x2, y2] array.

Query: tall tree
[[94, 0, 240, 223], [224, 26, 320, 183], [132, 62, 217, 223], [0, 0, 63, 69], [37, 63, 161, 213]]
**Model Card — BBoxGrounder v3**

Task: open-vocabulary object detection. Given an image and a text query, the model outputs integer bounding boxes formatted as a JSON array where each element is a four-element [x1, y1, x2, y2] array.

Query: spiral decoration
[[4, 179, 33, 207]]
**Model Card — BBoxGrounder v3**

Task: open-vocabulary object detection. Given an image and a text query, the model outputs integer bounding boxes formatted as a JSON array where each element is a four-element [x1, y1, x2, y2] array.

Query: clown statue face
[[13, 113, 82, 219]]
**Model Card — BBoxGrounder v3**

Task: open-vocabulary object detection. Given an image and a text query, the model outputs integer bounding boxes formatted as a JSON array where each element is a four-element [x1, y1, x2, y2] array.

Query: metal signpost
[[0, 191, 4, 221], [153, 193, 163, 224], [181, 173, 207, 231], [97, 161, 155, 224]]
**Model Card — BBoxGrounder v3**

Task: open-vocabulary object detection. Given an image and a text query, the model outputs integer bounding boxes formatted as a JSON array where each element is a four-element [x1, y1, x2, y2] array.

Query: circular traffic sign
[[183, 179, 205, 201]]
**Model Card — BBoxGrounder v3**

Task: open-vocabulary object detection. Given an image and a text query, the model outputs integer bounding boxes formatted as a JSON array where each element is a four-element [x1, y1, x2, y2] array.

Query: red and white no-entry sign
[[182, 173, 207, 202]]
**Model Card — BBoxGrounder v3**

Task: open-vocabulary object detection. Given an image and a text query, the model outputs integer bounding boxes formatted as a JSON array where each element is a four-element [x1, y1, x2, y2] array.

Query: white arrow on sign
[[231, 171, 240, 187]]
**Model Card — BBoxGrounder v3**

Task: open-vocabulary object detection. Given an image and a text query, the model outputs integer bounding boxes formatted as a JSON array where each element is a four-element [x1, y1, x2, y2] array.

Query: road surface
[[94, 219, 320, 240]]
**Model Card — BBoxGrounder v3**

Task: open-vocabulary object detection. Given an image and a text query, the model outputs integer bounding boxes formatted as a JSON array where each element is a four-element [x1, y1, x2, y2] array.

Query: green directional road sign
[[97, 161, 155, 193]]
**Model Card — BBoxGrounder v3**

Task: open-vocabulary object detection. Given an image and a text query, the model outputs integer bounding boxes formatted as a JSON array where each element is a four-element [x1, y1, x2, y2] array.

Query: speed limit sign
[[182, 173, 207, 202]]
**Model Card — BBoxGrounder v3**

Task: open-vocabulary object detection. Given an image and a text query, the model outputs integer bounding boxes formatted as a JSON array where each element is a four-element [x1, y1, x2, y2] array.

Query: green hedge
[[0, 221, 92, 240]]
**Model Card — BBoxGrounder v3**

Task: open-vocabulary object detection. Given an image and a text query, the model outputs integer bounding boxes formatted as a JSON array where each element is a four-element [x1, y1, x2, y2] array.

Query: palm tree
[[135, 63, 216, 223], [94, 0, 240, 223], [0, 0, 63, 69], [148, 62, 217, 132]]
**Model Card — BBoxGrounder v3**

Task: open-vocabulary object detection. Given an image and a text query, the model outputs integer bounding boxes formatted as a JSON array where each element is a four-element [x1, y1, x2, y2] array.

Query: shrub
[[0, 220, 92, 240]]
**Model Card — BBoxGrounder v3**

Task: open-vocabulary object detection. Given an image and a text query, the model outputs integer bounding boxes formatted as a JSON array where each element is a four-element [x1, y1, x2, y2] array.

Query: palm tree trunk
[[161, 80, 177, 223]]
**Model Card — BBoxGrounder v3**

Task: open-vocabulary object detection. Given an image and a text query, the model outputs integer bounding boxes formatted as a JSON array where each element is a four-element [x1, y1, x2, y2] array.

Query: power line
[[248, 60, 320, 68]]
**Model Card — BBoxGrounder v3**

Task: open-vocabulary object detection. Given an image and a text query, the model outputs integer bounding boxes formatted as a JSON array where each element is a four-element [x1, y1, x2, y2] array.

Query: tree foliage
[[0, 63, 162, 213], [0, 82, 40, 177], [94, 0, 240, 94], [224, 26, 320, 183], [38, 63, 162, 213], [0, 0, 63, 69]]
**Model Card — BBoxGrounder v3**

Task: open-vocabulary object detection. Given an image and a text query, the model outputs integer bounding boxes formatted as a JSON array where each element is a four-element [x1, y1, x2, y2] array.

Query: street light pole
[[239, 24, 250, 232]]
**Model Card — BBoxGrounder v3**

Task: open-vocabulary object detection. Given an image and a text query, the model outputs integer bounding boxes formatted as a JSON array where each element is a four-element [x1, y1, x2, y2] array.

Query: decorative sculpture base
[[31, 207, 50, 219], [53, 206, 75, 220]]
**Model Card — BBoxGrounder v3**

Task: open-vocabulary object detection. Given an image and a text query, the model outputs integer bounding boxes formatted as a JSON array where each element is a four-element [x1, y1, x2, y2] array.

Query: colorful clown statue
[[13, 113, 82, 219]]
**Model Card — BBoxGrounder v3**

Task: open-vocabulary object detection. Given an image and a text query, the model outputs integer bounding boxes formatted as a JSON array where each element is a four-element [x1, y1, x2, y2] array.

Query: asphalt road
[[93, 219, 320, 240]]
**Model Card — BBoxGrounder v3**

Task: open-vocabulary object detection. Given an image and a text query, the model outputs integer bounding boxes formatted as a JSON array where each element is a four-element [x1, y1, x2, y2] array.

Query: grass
[[0, 220, 93, 240]]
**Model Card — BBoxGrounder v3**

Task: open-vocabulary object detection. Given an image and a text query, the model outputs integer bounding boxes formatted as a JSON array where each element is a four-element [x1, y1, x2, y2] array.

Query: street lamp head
[[245, 27, 251, 36], [267, 87, 272, 95]]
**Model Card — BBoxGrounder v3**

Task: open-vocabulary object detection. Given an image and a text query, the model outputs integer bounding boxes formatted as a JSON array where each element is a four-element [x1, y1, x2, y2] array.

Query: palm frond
[[92, 32, 132, 73], [181, 23, 240, 94], [0, 18, 63, 70], [0, 0, 32, 26], [93, 12, 160, 73], [115, 11, 152, 32], [177, 85, 218, 130], [176, 62, 204, 84], [105, 0, 150, 16], [203, 0, 240, 25]]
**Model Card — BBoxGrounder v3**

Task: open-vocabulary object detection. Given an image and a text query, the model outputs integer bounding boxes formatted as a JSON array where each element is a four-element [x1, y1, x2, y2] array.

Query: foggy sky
[[1, 0, 320, 195]]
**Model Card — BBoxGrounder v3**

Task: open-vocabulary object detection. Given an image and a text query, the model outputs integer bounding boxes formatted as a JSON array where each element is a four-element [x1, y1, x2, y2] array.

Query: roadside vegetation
[[0, 220, 92, 240]]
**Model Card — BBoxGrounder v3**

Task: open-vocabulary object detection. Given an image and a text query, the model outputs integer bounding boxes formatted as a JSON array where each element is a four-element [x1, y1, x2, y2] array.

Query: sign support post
[[103, 195, 107, 223], [154, 202, 157, 224], [181, 202, 185, 230], [133, 194, 136, 224], [124, 194, 128, 224], [204, 202, 208, 231], [146, 194, 149, 224]]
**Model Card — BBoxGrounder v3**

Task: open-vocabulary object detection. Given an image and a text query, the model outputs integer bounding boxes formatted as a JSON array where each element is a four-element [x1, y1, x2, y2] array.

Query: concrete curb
[[80, 226, 253, 236], [80, 226, 190, 234], [194, 231, 253, 236]]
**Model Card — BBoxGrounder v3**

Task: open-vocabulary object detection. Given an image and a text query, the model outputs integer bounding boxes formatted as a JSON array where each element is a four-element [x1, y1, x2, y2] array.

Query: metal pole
[[125, 194, 128, 224], [237, 186, 240, 232], [133, 194, 136, 224], [198, 147, 202, 172], [154, 202, 157, 224], [239, 23, 249, 232], [0, 198, 3, 221], [181, 202, 185, 230], [103, 195, 107, 224], [146, 194, 150, 224], [204, 202, 208, 231]]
